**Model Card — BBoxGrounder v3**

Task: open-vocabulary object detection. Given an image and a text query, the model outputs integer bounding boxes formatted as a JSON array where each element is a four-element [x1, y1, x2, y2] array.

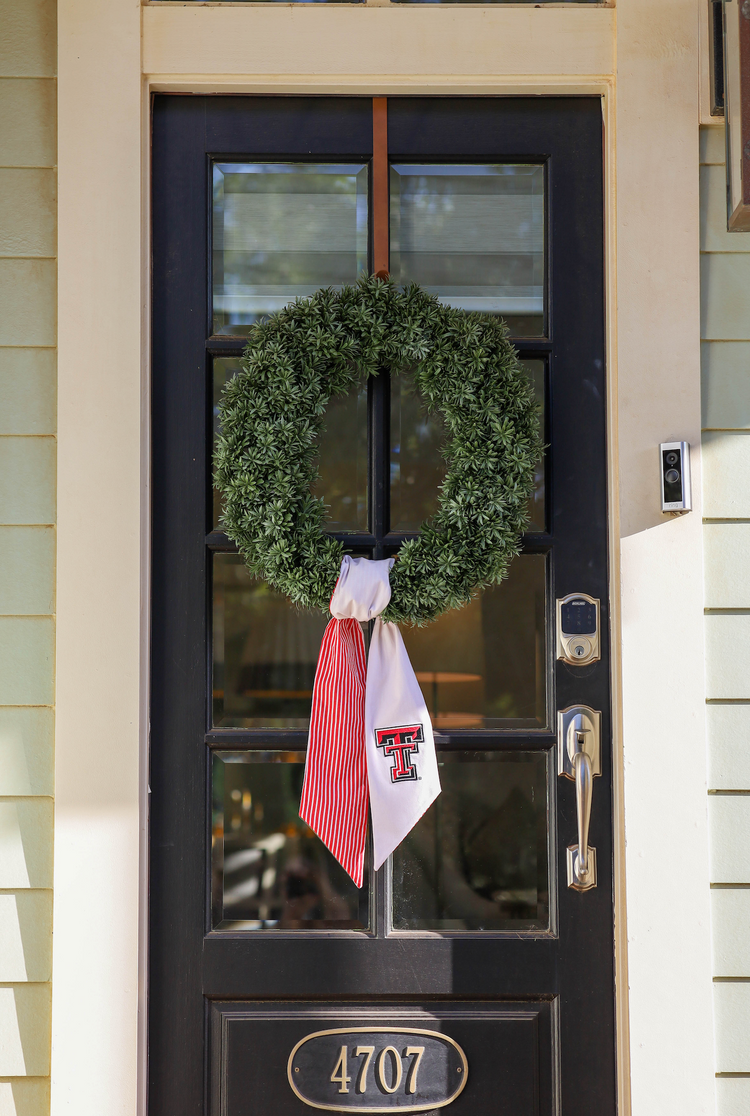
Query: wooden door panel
[[209, 1003, 554, 1116]]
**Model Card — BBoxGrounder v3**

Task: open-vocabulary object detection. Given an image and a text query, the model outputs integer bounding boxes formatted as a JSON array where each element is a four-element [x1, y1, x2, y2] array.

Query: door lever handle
[[571, 746, 595, 890], [558, 706, 601, 892]]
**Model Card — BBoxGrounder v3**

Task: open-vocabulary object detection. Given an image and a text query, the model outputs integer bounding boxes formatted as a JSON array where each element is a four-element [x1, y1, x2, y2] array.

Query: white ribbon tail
[[364, 617, 442, 872]]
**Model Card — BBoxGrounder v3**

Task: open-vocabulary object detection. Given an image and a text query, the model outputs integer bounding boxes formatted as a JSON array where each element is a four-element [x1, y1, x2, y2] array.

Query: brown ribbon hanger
[[372, 97, 389, 281]]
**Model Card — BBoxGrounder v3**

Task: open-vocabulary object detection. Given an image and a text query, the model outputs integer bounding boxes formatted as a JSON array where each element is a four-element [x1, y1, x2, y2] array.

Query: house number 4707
[[331, 1045, 425, 1095]]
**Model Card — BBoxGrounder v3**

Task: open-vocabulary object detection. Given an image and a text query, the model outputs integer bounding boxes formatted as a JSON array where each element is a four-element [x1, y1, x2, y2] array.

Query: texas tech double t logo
[[375, 723, 424, 783]]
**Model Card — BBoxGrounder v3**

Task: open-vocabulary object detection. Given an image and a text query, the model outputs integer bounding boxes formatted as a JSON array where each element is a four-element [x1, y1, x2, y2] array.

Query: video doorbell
[[660, 441, 692, 514]]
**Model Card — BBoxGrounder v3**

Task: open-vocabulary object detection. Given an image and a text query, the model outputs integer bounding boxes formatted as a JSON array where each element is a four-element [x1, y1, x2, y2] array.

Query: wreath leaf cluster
[[214, 276, 543, 625]]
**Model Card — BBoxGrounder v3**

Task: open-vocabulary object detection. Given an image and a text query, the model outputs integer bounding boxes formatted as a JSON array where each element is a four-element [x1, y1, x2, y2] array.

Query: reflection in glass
[[213, 555, 327, 728], [389, 369, 446, 532], [213, 359, 368, 532], [213, 555, 545, 730], [212, 162, 368, 336], [212, 751, 369, 930], [401, 555, 546, 730], [391, 752, 549, 932], [390, 164, 544, 336], [312, 382, 368, 532], [389, 360, 545, 533]]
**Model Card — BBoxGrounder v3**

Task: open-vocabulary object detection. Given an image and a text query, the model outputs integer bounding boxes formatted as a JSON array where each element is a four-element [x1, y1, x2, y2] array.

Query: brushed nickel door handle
[[558, 706, 601, 892], [570, 747, 596, 890]]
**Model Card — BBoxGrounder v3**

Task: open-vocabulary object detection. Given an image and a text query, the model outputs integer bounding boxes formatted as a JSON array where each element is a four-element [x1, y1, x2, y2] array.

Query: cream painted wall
[[0, 2, 56, 1116], [701, 123, 750, 1116], [53, 2, 143, 1115], [616, 5, 714, 1116]]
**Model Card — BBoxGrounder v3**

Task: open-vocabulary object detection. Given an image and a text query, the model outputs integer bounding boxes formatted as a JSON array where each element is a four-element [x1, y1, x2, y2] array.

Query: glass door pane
[[212, 751, 370, 930], [389, 368, 447, 532], [213, 555, 328, 729], [391, 751, 549, 932], [389, 358, 546, 534], [213, 553, 547, 731], [213, 357, 368, 532], [400, 555, 547, 730], [312, 382, 369, 532], [212, 162, 369, 335], [390, 163, 545, 335]]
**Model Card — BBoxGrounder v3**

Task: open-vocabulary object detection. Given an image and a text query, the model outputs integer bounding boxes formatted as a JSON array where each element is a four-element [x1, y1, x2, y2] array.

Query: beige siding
[[0, 262, 56, 347], [0, 351, 56, 436], [0, 171, 56, 258], [705, 613, 750, 698], [701, 254, 750, 340], [708, 797, 750, 882], [715, 1077, 750, 1116], [714, 983, 750, 1072], [703, 431, 750, 516], [707, 705, 750, 788], [0, 2, 55, 1112], [701, 124, 750, 1111], [703, 523, 750, 607], [0, 1080, 49, 1116], [711, 890, 750, 975], [0, 0, 55, 79], [701, 342, 750, 430]]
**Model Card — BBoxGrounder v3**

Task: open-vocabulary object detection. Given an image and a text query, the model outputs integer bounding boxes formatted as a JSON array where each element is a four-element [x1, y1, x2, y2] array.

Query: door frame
[[52, 6, 715, 1116]]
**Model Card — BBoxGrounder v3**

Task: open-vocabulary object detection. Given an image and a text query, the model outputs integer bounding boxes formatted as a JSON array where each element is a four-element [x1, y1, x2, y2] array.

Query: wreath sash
[[299, 556, 441, 886]]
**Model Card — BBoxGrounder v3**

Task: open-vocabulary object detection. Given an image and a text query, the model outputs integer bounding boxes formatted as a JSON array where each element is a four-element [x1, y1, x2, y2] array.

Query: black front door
[[150, 95, 612, 1116]]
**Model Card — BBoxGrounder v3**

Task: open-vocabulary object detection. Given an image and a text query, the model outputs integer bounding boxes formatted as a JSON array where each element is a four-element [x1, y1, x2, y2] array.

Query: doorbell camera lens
[[665, 451, 679, 466], [664, 468, 680, 484]]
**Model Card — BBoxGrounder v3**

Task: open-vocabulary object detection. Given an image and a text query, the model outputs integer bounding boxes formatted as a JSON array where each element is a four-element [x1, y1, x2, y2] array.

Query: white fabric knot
[[330, 554, 394, 622]]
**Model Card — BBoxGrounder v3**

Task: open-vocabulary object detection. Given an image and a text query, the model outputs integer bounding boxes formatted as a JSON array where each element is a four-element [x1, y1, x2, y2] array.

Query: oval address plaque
[[287, 1027, 468, 1113]]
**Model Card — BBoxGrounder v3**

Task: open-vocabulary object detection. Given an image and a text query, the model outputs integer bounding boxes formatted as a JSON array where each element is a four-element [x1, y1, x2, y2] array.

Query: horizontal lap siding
[[702, 123, 750, 1116], [0, 1, 56, 1114]]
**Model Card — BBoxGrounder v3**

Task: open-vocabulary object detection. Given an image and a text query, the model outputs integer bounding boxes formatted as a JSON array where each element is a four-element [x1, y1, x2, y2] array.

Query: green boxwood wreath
[[214, 277, 543, 626]]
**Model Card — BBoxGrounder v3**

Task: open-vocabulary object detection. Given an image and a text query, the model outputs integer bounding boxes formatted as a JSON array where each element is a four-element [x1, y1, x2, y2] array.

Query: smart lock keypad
[[556, 594, 600, 666]]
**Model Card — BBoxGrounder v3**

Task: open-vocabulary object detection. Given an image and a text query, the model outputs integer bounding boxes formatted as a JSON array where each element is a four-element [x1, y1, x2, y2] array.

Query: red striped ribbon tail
[[299, 616, 368, 887]]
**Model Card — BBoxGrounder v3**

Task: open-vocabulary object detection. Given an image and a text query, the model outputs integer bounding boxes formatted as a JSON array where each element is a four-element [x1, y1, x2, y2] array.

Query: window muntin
[[157, 0, 599, 5], [392, 0, 599, 5]]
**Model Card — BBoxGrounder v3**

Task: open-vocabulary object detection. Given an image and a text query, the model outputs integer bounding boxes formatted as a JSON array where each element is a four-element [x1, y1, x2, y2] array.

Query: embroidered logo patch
[[375, 724, 424, 783]]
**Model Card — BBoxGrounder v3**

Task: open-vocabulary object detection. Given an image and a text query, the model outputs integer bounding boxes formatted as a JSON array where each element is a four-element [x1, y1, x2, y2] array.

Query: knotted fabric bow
[[299, 555, 441, 887]]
